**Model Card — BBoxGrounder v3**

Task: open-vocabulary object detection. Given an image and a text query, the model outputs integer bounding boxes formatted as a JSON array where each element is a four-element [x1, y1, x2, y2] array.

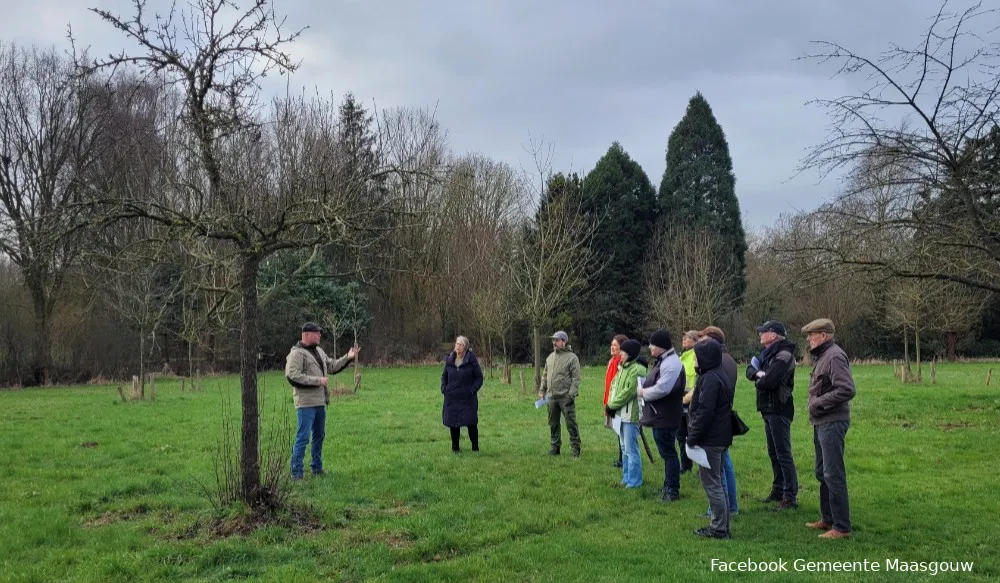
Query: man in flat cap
[[538, 331, 582, 456], [285, 322, 360, 480], [801, 318, 856, 539], [746, 320, 799, 510]]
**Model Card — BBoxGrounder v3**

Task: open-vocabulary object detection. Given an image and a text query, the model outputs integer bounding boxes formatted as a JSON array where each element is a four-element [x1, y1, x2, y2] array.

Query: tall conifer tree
[[658, 92, 747, 306], [572, 142, 657, 357]]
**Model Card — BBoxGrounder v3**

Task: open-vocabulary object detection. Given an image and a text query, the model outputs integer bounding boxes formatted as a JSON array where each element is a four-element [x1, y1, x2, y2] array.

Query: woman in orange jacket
[[605, 334, 628, 468]]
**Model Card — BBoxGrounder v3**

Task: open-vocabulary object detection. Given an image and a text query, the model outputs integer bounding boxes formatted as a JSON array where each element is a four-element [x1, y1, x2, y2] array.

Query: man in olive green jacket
[[285, 322, 360, 480], [537, 331, 582, 456]]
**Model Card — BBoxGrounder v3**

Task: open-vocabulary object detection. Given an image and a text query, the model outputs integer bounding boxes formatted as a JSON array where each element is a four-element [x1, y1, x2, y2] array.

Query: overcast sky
[[0, 0, 958, 227]]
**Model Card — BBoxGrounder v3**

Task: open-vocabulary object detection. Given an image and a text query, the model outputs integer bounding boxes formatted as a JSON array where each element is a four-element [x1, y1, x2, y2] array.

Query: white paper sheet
[[685, 444, 711, 469]]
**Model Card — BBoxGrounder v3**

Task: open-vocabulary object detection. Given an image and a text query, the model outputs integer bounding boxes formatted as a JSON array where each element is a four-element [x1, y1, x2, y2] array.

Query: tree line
[[2, 0, 999, 393]]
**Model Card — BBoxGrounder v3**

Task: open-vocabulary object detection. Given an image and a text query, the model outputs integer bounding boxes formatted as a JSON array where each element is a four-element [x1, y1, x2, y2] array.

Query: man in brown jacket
[[802, 318, 855, 539], [285, 322, 359, 480]]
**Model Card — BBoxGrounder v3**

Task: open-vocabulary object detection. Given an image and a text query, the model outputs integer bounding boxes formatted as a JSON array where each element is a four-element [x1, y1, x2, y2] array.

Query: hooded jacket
[[606, 356, 648, 424], [687, 339, 734, 448]]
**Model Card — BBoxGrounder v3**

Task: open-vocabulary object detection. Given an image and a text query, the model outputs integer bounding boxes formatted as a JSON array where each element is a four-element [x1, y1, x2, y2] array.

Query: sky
[[0, 0, 960, 227]]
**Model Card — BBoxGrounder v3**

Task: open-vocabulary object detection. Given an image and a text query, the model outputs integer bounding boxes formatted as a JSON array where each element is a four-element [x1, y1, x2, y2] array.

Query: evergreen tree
[[572, 143, 657, 358], [325, 92, 385, 270], [658, 92, 747, 307]]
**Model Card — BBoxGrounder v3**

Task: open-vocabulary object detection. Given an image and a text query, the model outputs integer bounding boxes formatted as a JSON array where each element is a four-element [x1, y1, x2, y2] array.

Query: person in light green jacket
[[677, 330, 700, 473], [680, 330, 699, 389], [538, 331, 582, 456], [605, 339, 647, 488]]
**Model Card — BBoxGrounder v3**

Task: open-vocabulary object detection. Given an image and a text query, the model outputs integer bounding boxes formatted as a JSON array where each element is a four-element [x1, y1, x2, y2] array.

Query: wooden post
[[131, 375, 140, 400], [149, 374, 156, 401], [987, 368, 993, 386], [117, 385, 127, 402], [930, 359, 936, 384], [180, 377, 186, 392], [519, 369, 526, 394]]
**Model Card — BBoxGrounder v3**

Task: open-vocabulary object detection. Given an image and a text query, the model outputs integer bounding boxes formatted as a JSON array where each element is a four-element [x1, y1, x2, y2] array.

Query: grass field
[[1, 362, 998, 582]]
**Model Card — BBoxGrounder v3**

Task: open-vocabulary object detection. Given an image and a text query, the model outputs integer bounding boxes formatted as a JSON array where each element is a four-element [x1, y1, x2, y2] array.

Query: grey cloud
[[0, 0, 964, 225]]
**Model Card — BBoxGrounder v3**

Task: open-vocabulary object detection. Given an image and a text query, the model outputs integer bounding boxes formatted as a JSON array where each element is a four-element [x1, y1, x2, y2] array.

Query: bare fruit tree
[[795, 1, 1000, 293], [82, 0, 441, 507]]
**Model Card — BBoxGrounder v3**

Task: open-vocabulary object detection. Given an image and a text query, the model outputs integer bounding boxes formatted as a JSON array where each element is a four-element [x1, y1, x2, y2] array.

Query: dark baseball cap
[[755, 320, 786, 336], [301, 322, 323, 333]]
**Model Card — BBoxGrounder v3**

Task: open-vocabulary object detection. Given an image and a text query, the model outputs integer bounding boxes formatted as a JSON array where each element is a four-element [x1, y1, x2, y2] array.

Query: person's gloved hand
[[751, 356, 761, 370], [605, 406, 616, 417]]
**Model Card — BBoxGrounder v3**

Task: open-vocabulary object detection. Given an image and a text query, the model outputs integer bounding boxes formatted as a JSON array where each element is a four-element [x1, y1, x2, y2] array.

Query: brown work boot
[[819, 529, 851, 540], [806, 520, 832, 530]]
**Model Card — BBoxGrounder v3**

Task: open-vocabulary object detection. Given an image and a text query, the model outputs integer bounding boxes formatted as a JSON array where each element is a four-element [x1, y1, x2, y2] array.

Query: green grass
[[1, 363, 998, 582]]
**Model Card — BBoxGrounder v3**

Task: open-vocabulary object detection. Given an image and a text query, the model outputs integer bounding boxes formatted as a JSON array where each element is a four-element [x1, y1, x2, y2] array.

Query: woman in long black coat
[[441, 336, 484, 453]]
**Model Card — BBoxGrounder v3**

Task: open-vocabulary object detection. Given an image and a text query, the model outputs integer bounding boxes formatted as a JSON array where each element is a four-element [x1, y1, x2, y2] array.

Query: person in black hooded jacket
[[687, 338, 734, 539], [746, 320, 799, 509]]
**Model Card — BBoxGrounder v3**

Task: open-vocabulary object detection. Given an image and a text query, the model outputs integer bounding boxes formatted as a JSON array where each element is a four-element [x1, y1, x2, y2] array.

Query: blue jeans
[[291, 406, 326, 477], [619, 422, 643, 488], [651, 427, 680, 496], [707, 450, 739, 514]]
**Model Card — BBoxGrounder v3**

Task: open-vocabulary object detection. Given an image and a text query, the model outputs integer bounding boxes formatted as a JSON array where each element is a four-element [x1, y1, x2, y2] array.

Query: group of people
[[536, 319, 857, 541], [282, 316, 857, 542]]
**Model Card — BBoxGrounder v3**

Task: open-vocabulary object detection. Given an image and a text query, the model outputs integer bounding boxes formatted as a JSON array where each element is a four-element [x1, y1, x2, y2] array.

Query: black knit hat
[[648, 329, 673, 350], [621, 339, 641, 362]]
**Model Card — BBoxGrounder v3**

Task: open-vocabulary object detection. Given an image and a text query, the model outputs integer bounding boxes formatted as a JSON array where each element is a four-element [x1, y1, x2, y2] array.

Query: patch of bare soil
[[940, 421, 974, 431]]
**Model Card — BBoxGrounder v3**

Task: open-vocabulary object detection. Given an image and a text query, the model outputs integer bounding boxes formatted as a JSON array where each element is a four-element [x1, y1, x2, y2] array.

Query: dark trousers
[[651, 427, 681, 496], [699, 445, 730, 534], [677, 413, 692, 471], [814, 421, 851, 532], [449, 425, 479, 452], [762, 413, 798, 501], [547, 396, 580, 453]]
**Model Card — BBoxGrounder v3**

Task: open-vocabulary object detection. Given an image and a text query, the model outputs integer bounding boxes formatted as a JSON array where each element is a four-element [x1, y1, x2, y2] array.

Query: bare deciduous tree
[[82, 0, 442, 507], [513, 141, 602, 390], [90, 235, 184, 397], [0, 42, 107, 384], [795, 1, 1000, 293], [927, 281, 991, 360], [443, 153, 528, 375], [645, 226, 736, 334]]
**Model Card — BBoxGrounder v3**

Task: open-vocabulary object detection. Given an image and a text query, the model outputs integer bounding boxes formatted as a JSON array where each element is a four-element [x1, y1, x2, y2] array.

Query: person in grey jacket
[[285, 322, 359, 480], [802, 318, 856, 539]]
